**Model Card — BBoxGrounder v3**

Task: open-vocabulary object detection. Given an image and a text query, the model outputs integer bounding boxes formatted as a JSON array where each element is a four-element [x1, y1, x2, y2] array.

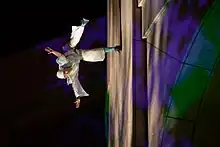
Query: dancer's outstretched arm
[[45, 47, 63, 57]]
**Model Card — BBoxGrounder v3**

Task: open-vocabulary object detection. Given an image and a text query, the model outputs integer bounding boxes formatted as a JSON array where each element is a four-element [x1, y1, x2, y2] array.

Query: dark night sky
[[2, 1, 106, 57], [1, 2, 107, 146]]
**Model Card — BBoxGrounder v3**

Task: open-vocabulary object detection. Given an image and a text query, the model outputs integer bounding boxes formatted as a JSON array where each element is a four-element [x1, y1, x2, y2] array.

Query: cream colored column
[[107, 0, 133, 146]]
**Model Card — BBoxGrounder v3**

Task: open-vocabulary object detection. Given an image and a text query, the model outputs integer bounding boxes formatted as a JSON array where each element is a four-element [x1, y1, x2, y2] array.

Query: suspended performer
[[45, 18, 121, 108]]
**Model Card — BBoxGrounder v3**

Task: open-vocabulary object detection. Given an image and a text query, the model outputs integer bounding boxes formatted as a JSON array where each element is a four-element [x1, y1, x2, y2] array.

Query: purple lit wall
[[133, 0, 219, 146]]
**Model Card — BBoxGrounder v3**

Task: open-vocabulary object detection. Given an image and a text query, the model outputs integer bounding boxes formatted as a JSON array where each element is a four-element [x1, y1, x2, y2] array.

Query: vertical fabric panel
[[107, 0, 133, 146]]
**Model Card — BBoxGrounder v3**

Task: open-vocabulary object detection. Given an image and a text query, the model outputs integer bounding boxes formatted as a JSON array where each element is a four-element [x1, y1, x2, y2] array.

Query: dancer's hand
[[45, 47, 63, 57], [74, 98, 81, 108], [44, 47, 54, 54]]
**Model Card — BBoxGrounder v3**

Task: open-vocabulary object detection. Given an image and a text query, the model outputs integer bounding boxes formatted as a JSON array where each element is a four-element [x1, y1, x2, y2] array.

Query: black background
[[2, 1, 106, 56], [1, 1, 107, 147]]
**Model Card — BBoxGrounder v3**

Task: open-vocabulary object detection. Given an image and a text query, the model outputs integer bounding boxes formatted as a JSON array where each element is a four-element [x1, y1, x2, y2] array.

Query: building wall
[[134, 0, 219, 146], [107, 0, 133, 146]]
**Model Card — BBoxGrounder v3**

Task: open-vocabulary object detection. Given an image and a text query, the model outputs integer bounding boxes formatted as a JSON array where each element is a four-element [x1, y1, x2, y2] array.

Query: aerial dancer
[[45, 18, 121, 108]]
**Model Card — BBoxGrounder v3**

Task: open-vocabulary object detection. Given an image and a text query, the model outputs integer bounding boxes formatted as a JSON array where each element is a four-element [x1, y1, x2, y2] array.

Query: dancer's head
[[56, 68, 72, 79]]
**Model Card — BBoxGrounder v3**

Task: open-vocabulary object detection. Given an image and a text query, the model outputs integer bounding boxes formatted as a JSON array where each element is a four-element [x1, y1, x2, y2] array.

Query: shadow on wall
[[0, 16, 107, 146]]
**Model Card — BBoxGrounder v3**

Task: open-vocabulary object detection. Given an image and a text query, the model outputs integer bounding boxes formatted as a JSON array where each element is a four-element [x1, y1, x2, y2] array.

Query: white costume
[[56, 20, 105, 98]]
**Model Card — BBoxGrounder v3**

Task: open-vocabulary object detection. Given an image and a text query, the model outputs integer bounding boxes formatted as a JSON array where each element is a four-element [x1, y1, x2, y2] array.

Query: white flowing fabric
[[69, 25, 86, 48], [55, 22, 106, 98], [81, 48, 105, 62], [70, 23, 105, 62], [56, 55, 89, 98], [55, 23, 90, 98]]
